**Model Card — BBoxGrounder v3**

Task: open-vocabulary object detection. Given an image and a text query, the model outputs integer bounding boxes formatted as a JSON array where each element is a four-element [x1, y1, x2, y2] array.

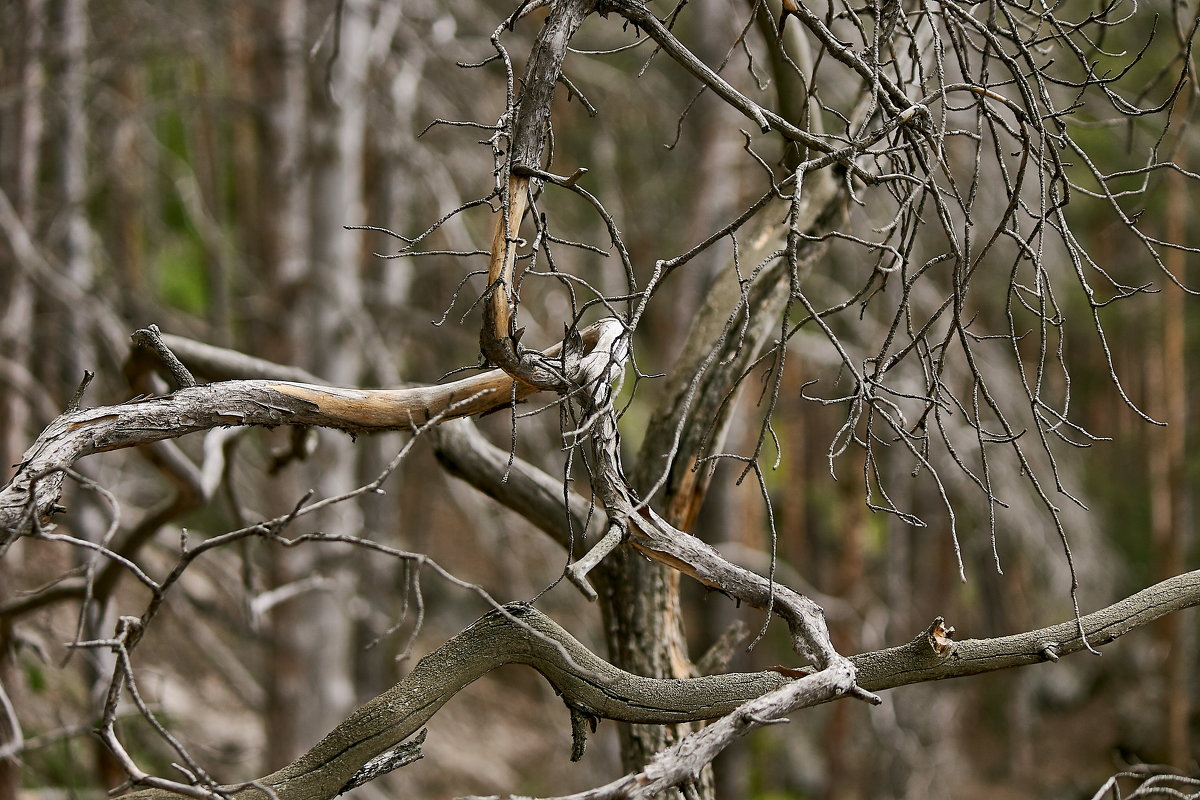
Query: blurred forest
[[0, 1, 1197, 799]]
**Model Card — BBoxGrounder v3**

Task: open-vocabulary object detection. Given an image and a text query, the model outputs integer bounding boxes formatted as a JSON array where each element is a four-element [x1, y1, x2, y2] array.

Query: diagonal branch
[[430, 417, 605, 553]]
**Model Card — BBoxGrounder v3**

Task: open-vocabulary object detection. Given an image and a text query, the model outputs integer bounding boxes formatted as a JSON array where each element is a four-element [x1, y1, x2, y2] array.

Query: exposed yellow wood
[[485, 173, 531, 346]]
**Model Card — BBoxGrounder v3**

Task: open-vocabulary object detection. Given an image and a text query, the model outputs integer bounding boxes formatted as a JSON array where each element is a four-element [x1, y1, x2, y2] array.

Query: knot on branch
[[926, 617, 956, 656], [563, 318, 629, 396], [479, 318, 629, 398]]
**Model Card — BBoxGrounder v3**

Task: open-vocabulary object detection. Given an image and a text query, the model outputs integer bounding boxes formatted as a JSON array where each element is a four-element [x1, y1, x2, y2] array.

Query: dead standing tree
[[1, 0, 1199, 798]]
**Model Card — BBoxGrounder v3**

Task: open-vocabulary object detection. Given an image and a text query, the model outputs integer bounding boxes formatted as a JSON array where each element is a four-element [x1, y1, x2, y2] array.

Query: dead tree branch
[[0, 326, 604, 551], [112, 570, 1198, 800]]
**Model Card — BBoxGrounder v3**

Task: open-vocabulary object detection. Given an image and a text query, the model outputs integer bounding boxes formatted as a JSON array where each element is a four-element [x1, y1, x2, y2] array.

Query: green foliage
[[20, 738, 91, 791], [153, 235, 209, 314], [23, 661, 45, 694]]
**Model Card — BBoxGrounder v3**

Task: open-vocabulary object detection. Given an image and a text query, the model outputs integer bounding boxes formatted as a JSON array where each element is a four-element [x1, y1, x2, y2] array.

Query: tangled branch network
[[392, 0, 1198, 619]]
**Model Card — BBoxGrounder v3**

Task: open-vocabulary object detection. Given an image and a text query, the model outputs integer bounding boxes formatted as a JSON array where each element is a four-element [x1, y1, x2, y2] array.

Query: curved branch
[[0, 327, 603, 549], [120, 603, 792, 800], [118, 571, 1198, 800]]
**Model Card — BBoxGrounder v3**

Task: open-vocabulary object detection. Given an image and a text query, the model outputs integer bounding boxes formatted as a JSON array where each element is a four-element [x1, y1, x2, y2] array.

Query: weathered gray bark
[[250, 0, 309, 326]]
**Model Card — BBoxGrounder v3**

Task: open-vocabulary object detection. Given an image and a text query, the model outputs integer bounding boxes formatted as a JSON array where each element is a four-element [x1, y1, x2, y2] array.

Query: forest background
[[0, 0, 1197, 799]]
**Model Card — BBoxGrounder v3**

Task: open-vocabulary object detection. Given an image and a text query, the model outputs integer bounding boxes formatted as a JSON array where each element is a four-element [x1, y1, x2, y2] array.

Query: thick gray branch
[[117, 571, 1197, 800], [430, 417, 605, 552], [120, 604, 792, 800], [509, 0, 596, 171], [853, 568, 1200, 688]]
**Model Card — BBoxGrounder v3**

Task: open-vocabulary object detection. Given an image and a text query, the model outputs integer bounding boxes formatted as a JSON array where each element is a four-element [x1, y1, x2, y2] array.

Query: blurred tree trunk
[[0, 3, 46, 796], [189, 61, 233, 344], [244, 0, 317, 770], [54, 1, 122, 789], [308, 0, 369, 387], [0, 0, 44, 486], [57, 0, 94, 387], [297, 0, 374, 744], [1152, 150, 1192, 767], [227, 0, 381, 770], [103, 61, 147, 323], [354, 4, 415, 697], [246, 0, 309, 350]]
